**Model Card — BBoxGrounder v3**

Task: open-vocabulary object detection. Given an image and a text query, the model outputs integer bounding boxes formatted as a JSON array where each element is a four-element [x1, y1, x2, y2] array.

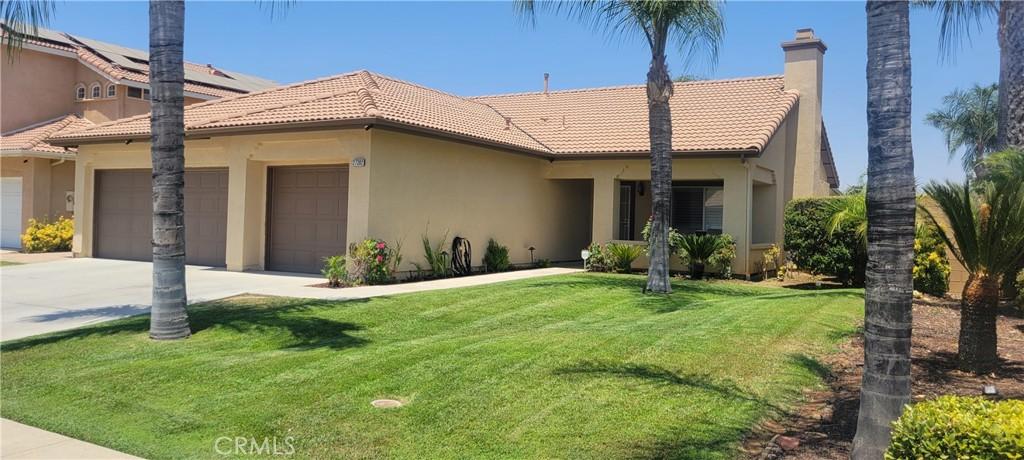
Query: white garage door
[[1, 177, 23, 249]]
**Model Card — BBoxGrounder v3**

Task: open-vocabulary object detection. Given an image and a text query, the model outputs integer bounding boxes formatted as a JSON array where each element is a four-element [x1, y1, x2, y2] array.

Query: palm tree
[[851, 2, 916, 459], [925, 84, 999, 178], [147, 0, 190, 340], [919, 0, 1022, 149], [921, 180, 1024, 372], [516, 0, 724, 293], [1, 0, 55, 56]]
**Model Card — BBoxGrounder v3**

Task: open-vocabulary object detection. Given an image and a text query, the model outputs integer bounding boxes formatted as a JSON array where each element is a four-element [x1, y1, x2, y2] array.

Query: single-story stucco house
[[0, 25, 277, 248], [49, 29, 838, 276]]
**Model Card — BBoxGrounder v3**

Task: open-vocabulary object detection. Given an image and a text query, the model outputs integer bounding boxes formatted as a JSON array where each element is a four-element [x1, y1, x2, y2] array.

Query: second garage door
[[93, 169, 228, 266], [266, 165, 348, 273]]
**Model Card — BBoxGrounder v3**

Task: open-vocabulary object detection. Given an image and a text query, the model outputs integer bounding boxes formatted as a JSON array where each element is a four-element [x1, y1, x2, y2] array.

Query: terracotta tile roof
[[4, 25, 277, 98], [473, 76, 797, 155], [52, 71, 800, 158], [1, 115, 93, 155], [51, 71, 552, 153]]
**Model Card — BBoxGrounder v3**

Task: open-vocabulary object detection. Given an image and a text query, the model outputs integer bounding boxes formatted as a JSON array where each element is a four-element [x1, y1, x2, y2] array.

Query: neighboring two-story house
[[0, 26, 276, 248]]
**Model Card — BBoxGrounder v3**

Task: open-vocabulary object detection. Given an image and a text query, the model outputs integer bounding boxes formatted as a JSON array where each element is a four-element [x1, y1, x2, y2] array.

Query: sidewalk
[[0, 250, 72, 265], [0, 419, 140, 459]]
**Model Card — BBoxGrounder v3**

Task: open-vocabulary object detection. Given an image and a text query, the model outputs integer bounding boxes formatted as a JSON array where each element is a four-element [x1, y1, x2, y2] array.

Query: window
[[75, 84, 86, 100], [128, 87, 151, 100], [143, 88, 150, 100], [618, 181, 636, 240], [90, 83, 101, 99], [106, 84, 116, 98], [671, 184, 723, 234]]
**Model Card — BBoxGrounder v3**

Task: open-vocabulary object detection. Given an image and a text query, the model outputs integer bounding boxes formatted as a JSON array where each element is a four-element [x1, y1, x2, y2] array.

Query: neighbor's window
[[127, 87, 142, 99], [143, 88, 150, 100], [75, 84, 86, 100], [106, 84, 116, 98], [671, 185, 723, 234], [90, 83, 101, 99]]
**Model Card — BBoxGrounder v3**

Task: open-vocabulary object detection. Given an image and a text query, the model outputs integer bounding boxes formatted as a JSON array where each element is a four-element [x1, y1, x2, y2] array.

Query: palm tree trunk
[[645, 30, 673, 294], [148, 0, 190, 340], [852, 2, 915, 459], [996, 0, 1023, 149], [958, 273, 999, 372]]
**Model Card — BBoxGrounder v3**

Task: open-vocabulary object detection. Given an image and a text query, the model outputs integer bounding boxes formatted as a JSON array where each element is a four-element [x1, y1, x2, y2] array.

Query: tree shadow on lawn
[[2, 297, 370, 352]]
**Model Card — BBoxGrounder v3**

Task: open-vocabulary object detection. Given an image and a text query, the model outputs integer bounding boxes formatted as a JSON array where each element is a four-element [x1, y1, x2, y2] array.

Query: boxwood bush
[[784, 198, 863, 285], [886, 396, 1024, 459]]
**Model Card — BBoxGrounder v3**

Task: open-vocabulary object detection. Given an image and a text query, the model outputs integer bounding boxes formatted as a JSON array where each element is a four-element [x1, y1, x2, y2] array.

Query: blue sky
[[45, 1, 999, 188]]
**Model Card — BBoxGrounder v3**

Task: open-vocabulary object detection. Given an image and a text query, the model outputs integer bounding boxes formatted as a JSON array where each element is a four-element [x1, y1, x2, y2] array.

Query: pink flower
[[376, 242, 386, 249], [376, 255, 383, 263]]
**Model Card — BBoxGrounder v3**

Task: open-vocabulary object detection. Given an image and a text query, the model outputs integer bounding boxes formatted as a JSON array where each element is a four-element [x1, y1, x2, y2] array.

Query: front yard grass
[[1, 274, 862, 459]]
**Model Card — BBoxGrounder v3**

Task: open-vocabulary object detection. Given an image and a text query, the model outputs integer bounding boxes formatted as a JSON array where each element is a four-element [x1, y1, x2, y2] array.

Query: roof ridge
[[188, 87, 362, 128], [471, 74, 785, 99], [1, 114, 75, 137], [54, 72, 364, 138]]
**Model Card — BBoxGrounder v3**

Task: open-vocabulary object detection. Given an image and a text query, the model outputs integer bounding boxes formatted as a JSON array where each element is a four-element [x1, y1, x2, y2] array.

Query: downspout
[[51, 158, 67, 167], [742, 155, 752, 280]]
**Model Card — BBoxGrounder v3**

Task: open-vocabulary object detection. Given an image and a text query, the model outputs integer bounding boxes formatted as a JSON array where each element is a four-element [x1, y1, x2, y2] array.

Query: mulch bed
[[741, 295, 1024, 459]]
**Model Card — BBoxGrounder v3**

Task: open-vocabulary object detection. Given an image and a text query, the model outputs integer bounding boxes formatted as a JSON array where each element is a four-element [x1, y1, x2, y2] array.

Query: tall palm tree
[[925, 84, 999, 178], [921, 180, 1024, 372], [1, 0, 55, 56], [851, 2, 916, 459], [148, 0, 190, 340], [920, 0, 1022, 149], [515, 0, 724, 293]]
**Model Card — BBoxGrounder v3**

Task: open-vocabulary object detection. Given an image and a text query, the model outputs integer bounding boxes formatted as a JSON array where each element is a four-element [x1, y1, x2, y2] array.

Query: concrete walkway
[[0, 419, 140, 459], [0, 250, 72, 265]]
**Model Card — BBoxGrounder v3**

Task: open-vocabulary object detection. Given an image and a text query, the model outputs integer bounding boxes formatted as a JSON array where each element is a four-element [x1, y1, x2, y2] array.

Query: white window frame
[[90, 83, 101, 99], [106, 84, 117, 98], [75, 84, 86, 100]]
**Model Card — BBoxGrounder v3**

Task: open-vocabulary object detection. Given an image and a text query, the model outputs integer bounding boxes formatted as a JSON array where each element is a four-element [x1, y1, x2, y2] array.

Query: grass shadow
[[2, 296, 371, 352]]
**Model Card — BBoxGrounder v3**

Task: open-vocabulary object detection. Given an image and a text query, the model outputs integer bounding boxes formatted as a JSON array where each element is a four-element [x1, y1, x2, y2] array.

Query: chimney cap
[[781, 28, 826, 53]]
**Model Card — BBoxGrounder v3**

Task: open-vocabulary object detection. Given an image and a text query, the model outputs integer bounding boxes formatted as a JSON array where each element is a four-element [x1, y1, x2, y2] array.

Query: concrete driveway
[[0, 258, 321, 341], [1, 258, 581, 342]]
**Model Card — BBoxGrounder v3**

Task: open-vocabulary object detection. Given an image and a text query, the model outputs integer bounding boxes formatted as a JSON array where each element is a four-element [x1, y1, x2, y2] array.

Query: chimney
[[543, 73, 550, 95], [781, 28, 827, 198]]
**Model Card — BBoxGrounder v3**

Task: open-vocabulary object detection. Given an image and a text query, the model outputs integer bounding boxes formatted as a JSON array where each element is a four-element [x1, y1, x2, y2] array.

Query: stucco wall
[[0, 48, 77, 132], [1, 156, 74, 234], [366, 130, 592, 270]]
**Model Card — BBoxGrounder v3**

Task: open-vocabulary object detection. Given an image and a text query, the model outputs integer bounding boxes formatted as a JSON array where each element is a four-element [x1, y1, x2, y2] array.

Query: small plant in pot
[[676, 234, 726, 280]]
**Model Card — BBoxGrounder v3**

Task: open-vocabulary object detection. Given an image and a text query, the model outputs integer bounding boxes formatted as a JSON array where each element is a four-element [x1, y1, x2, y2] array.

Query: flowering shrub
[[584, 242, 611, 272], [913, 224, 950, 296], [346, 238, 402, 285], [21, 217, 73, 253]]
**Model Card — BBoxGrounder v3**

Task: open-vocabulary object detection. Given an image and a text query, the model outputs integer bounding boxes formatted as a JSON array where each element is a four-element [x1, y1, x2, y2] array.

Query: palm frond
[[914, 0, 997, 62], [1, 0, 56, 57], [924, 84, 999, 175]]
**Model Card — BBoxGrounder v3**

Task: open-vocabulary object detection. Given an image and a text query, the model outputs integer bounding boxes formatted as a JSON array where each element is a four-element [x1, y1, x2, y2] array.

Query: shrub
[[707, 234, 736, 279], [347, 238, 401, 285], [535, 258, 551, 268], [483, 238, 510, 273], [760, 244, 781, 280], [913, 223, 951, 296], [414, 232, 451, 278], [785, 198, 865, 285], [605, 243, 645, 273], [321, 255, 347, 288], [641, 218, 683, 255], [676, 234, 726, 279], [886, 396, 1024, 459], [584, 243, 611, 272], [21, 217, 73, 253]]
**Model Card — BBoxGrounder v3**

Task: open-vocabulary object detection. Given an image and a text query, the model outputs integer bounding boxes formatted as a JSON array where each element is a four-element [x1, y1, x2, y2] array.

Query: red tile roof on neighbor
[[4, 25, 278, 98], [52, 70, 804, 159], [0, 115, 93, 156]]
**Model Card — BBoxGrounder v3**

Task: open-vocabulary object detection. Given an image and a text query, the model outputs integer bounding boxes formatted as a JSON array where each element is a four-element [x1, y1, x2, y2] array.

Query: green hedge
[[784, 198, 863, 285], [887, 396, 1024, 459]]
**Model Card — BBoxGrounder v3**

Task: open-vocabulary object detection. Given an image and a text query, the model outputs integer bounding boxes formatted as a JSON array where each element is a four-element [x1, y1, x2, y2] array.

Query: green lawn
[[1, 274, 863, 459]]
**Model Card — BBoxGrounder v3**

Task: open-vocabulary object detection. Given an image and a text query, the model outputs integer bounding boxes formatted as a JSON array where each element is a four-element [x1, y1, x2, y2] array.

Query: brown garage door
[[93, 169, 228, 266], [266, 165, 348, 273]]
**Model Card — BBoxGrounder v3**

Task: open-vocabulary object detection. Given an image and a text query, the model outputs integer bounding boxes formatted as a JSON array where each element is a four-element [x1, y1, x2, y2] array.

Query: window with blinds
[[671, 185, 723, 234]]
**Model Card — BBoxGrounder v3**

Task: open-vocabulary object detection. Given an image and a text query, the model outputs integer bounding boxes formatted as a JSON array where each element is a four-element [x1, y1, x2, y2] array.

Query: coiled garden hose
[[452, 237, 473, 276]]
